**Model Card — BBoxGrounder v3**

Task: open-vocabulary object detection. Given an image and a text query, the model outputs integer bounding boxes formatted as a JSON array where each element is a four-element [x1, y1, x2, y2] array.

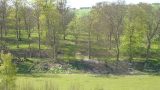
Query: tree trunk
[[37, 18, 41, 57], [144, 39, 151, 69], [29, 41, 31, 58], [16, 30, 19, 48], [74, 37, 78, 57], [115, 32, 120, 70], [16, 18, 21, 48], [109, 31, 112, 50], [16, 25, 19, 48], [96, 34, 99, 41], [146, 39, 151, 61], [63, 29, 66, 40], [62, 15, 66, 40], [4, 24, 7, 36], [53, 44, 57, 61], [15, 3, 19, 48], [115, 42, 120, 70], [28, 26, 31, 58], [53, 32, 57, 61], [0, 25, 3, 40], [0, 25, 2, 51], [2, 9, 7, 36], [18, 18, 21, 41], [88, 29, 91, 60], [129, 35, 133, 63], [115, 34, 120, 62]]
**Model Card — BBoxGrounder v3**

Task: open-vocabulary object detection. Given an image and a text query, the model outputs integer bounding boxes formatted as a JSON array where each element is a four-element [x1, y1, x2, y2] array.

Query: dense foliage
[[0, 52, 16, 90], [0, 0, 160, 72]]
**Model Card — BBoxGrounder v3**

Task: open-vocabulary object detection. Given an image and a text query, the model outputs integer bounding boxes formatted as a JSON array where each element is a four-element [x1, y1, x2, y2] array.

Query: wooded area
[[0, 0, 160, 90]]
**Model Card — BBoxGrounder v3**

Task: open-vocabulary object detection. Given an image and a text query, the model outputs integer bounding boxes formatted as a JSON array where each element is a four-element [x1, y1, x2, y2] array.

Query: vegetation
[[11, 74, 160, 90], [0, 52, 16, 90], [0, 0, 160, 89]]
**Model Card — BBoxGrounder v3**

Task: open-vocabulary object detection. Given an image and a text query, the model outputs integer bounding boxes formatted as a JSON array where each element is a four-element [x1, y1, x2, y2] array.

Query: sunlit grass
[[9, 44, 48, 50], [12, 74, 160, 90]]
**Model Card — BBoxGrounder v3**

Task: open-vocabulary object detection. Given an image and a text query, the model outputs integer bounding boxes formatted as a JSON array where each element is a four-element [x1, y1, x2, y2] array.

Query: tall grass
[[8, 74, 160, 90]]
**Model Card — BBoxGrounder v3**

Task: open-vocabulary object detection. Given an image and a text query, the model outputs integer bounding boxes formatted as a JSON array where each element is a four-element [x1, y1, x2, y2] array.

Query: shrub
[[0, 52, 16, 90]]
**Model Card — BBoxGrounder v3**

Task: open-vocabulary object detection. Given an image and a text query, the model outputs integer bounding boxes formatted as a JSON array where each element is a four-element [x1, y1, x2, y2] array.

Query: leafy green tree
[[67, 17, 80, 56], [44, 0, 61, 61], [33, 0, 44, 57], [57, 0, 74, 40], [122, 5, 146, 62], [20, 1, 34, 57], [0, 0, 8, 37], [13, 0, 22, 48], [139, 3, 160, 65], [0, 52, 16, 90]]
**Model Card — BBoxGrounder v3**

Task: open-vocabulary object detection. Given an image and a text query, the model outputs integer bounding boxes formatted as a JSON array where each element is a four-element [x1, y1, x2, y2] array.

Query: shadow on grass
[[17, 74, 62, 78]]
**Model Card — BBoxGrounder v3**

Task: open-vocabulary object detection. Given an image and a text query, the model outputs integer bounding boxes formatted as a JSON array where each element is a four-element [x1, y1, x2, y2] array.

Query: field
[[14, 74, 160, 90]]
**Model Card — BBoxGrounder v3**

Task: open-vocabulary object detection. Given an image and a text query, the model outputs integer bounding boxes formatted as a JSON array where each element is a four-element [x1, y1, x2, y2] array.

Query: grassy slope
[[15, 74, 160, 90], [5, 30, 48, 50], [75, 9, 91, 17]]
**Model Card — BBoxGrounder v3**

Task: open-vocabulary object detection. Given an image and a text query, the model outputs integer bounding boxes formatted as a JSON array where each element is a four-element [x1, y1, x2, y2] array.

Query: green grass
[[3, 30, 48, 50], [76, 9, 91, 17], [12, 74, 160, 90], [9, 44, 48, 50]]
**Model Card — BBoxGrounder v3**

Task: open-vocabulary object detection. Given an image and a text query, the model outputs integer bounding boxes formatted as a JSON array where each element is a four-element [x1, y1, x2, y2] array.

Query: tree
[[67, 17, 80, 56], [34, 0, 43, 57], [139, 3, 160, 66], [0, 0, 8, 37], [123, 4, 145, 62], [57, 0, 74, 40], [84, 15, 93, 59], [0, 52, 16, 90], [103, 1, 126, 64], [44, 0, 61, 61], [20, 1, 34, 57], [93, 2, 113, 50], [13, 0, 22, 48], [92, 1, 126, 62]]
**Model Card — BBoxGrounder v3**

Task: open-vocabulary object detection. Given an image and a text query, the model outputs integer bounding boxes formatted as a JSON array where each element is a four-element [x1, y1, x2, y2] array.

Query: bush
[[17, 62, 33, 73], [0, 52, 16, 90], [48, 64, 75, 74], [0, 41, 8, 50]]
